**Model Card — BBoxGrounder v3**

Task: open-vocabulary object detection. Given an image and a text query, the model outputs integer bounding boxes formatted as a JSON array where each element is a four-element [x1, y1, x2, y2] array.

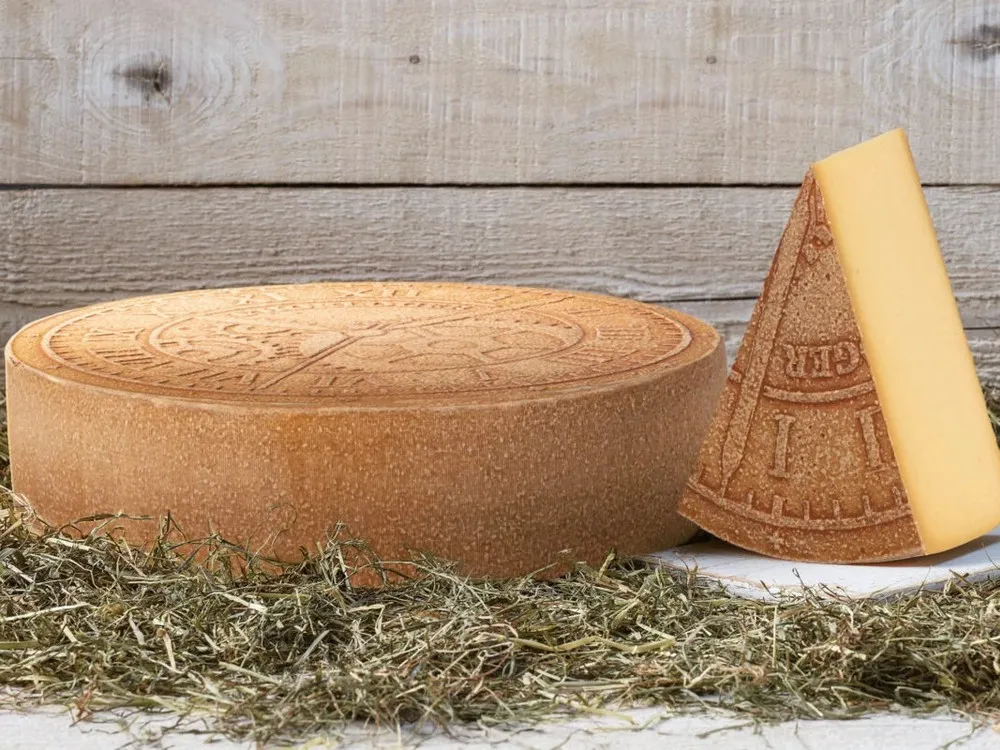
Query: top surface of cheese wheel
[[7, 282, 716, 408]]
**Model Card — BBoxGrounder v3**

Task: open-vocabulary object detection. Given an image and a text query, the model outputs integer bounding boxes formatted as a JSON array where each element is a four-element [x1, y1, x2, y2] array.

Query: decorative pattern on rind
[[14, 282, 703, 405]]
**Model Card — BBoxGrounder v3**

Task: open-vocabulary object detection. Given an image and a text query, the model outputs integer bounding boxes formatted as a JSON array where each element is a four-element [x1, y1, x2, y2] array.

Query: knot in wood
[[953, 24, 1000, 61], [116, 58, 173, 103]]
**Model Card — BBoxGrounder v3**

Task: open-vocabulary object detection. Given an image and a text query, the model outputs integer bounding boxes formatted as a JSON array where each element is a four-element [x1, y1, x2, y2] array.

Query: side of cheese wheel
[[5, 282, 725, 577], [679, 130, 1000, 563]]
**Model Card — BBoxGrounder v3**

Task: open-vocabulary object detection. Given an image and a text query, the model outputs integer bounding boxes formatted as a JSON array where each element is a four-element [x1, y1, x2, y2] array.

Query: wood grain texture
[[3, 0, 1000, 184], [3, 186, 999, 322], [2, 186, 999, 378]]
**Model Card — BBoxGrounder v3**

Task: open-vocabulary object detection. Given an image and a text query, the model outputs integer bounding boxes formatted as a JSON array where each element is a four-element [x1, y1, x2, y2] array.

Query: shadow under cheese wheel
[[5, 282, 725, 579]]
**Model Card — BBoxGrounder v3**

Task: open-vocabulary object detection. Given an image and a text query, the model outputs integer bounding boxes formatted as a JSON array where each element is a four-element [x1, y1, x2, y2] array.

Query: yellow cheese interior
[[813, 129, 1000, 555]]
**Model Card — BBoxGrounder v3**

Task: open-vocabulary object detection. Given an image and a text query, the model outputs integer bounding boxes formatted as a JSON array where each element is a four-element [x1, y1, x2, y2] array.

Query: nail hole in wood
[[409, 54, 421, 64], [706, 55, 718, 64]]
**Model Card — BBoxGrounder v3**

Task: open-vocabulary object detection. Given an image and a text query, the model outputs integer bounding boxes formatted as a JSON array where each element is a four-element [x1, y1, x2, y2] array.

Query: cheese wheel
[[5, 282, 725, 577]]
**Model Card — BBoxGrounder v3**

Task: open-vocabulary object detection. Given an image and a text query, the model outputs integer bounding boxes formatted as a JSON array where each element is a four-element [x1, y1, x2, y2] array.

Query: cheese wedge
[[679, 130, 1000, 563]]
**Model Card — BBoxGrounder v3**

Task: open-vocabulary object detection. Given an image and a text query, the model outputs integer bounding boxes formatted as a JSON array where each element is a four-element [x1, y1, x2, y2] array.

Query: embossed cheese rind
[[5, 282, 725, 577], [678, 173, 924, 564]]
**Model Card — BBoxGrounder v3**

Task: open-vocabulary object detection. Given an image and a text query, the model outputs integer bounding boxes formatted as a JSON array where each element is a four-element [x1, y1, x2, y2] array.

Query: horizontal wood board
[[3, 186, 1000, 379], [2, 0, 1000, 184]]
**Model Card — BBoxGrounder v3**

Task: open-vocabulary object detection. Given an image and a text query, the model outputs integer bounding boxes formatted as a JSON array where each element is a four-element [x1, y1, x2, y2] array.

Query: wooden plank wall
[[2, 0, 1000, 377]]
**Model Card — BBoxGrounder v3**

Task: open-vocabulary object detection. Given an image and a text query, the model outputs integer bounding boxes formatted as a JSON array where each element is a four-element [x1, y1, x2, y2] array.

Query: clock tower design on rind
[[678, 172, 924, 563]]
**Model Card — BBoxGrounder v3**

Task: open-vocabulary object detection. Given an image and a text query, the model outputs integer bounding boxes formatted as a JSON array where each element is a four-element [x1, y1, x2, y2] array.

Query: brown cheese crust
[[6, 282, 725, 577], [678, 173, 924, 563]]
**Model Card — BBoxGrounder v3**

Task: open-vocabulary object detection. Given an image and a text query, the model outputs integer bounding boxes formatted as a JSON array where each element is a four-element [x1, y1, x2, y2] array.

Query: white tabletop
[[2, 707, 998, 749], [647, 527, 1000, 600]]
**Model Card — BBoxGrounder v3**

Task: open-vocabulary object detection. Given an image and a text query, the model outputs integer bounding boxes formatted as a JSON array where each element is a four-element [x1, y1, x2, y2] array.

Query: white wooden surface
[[4, 186, 1000, 316], [3, 0, 1000, 184], [649, 527, 1000, 601], [3, 708, 998, 749]]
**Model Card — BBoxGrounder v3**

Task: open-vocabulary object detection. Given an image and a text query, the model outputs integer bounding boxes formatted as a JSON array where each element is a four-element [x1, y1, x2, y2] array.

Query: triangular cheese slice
[[679, 130, 1000, 563]]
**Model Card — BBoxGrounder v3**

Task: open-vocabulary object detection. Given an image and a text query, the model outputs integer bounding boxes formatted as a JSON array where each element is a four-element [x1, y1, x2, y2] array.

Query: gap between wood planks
[[2, 183, 1000, 190]]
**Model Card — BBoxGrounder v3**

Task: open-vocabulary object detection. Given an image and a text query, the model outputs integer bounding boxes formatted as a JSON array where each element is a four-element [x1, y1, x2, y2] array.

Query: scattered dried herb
[[0, 393, 998, 745]]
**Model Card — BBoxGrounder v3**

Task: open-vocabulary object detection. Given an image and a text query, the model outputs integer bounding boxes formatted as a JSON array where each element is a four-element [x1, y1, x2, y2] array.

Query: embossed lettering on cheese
[[678, 129, 1000, 563]]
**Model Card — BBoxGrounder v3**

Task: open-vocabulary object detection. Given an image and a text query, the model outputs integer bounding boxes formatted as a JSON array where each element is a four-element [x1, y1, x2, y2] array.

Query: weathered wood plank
[[970, 329, 1000, 383], [3, 186, 999, 327], [2, 0, 999, 184]]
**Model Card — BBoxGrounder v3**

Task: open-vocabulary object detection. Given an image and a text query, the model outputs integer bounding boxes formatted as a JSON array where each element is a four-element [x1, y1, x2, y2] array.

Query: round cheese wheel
[[4, 282, 725, 577]]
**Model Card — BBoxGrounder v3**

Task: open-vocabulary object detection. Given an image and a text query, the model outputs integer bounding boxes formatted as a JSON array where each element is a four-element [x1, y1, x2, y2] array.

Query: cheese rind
[[678, 130, 1000, 564], [4, 282, 726, 578], [812, 129, 1000, 554], [677, 171, 923, 563]]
